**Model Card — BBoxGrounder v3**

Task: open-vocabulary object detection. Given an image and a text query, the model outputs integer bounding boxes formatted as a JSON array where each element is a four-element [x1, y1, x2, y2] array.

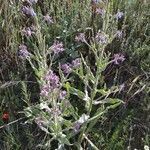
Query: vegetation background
[[0, 0, 149, 149]]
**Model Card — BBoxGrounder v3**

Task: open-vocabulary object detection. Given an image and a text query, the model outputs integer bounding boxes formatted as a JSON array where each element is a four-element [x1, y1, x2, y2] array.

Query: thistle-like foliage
[[0, 0, 149, 149]]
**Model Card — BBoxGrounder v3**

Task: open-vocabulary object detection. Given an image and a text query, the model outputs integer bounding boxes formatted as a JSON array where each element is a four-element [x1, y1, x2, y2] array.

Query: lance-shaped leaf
[[64, 82, 90, 101], [58, 133, 72, 146], [93, 98, 124, 105], [80, 54, 95, 84]]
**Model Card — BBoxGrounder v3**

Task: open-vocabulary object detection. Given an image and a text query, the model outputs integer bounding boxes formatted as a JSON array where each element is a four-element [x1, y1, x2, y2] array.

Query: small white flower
[[78, 114, 89, 124], [144, 145, 149, 150]]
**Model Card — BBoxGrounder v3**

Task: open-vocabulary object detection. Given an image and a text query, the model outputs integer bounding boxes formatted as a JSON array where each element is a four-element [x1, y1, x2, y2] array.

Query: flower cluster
[[21, 6, 36, 17], [51, 107, 61, 117], [61, 63, 72, 74], [115, 11, 124, 20], [75, 33, 86, 43], [26, 0, 38, 5], [61, 58, 81, 74], [22, 27, 35, 37], [59, 90, 67, 100], [96, 8, 105, 16], [112, 53, 125, 65], [92, 0, 101, 4], [95, 32, 108, 44], [116, 30, 123, 38], [50, 41, 64, 54], [18, 44, 30, 59], [43, 14, 53, 24], [40, 70, 60, 96], [45, 70, 59, 88], [72, 58, 81, 68], [40, 70, 67, 100]]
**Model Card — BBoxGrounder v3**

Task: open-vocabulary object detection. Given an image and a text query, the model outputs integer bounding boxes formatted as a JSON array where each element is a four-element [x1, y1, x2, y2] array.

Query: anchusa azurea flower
[[50, 41, 64, 54], [92, 0, 101, 4], [96, 8, 105, 16], [51, 107, 61, 117], [115, 11, 124, 20], [116, 30, 123, 38], [26, 0, 38, 5], [40, 84, 51, 97], [40, 70, 60, 97], [21, 6, 36, 17], [61, 58, 81, 74], [22, 27, 34, 37], [34, 117, 49, 129], [59, 90, 67, 100], [95, 32, 108, 44], [18, 44, 30, 59], [73, 122, 82, 133], [112, 53, 125, 65], [72, 58, 81, 68], [75, 33, 86, 43], [73, 114, 89, 132], [61, 63, 72, 74], [44, 70, 60, 89], [43, 14, 53, 24]]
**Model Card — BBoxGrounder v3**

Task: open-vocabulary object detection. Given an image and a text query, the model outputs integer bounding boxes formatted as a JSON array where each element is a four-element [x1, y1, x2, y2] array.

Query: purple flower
[[59, 90, 67, 100], [22, 27, 34, 37], [92, 0, 101, 4], [73, 122, 81, 133], [35, 117, 45, 126], [45, 70, 60, 89], [21, 6, 36, 17], [27, 0, 38, 5], [41, 70, 60, 97], [73, 114, 89, 132], [116, 30, 123, 38], [51, 107, 61, 117], [75, 33, 86, 42], [96, 8, 105, 16], [40, 84, 51, 97], [50, 41, 64, 54], [18, 44, 30, 59], [95, 32, 107, 44], [50, 75, 60, 88], [43, 14, 53, 24], [72, 58, 81, 68], [61, 63, 72, 74], [115, 11, 124, 20], [119, 83, 125, 91], [30, 25, 36, 31], [112, 53, 125, 65], [44, 70, 53, 80]]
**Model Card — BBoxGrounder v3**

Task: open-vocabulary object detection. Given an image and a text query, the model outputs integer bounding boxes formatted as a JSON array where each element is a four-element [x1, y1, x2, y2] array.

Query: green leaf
[[93, 98, 124, 105], [107, 101, 122, 109], [80, 54, 95, 84], [62, 119, 72, 128], [106, 98, 124, 104], [96, 89, 108, 95], [24, 107, 33, 118], [58, 133, 72, 146], [64, 82, 85, 99], [39, 126, 50, 134]]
